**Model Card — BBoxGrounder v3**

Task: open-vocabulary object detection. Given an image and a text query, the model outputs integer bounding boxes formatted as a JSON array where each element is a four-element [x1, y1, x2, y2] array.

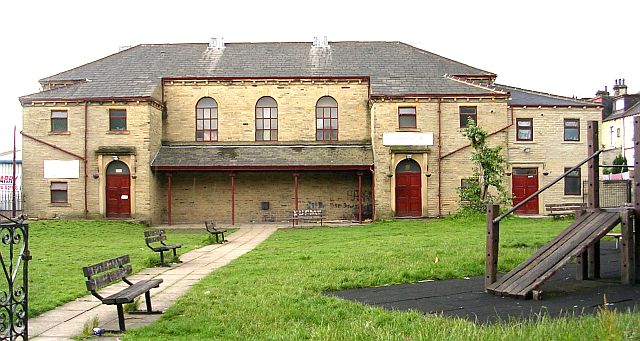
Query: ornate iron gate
[[0, 215, 29, 340]]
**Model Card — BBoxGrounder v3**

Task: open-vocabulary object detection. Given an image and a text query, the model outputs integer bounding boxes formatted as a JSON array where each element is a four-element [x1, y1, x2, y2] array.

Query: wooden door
[[395, 159, 422, 217], [106, 161, 131, 218], [512, 168, 539, 215]]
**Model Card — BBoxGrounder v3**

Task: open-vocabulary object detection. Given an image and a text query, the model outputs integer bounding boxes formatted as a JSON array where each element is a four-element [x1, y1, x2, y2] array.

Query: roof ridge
[[400, 42, 496, 76], [445, 75, 506, 94], [495, 83, 596, 106], [40, 45, 141, 82]]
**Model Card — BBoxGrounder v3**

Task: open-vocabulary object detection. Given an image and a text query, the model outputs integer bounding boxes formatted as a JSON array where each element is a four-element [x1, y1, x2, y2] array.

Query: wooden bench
[[82, 255, 163, 332], [544, 203, 586, 216], [144, 229, 182, 265], [205, 220, 227, 243], [291, 209, 325, 227], [606, 233, 622, 249]]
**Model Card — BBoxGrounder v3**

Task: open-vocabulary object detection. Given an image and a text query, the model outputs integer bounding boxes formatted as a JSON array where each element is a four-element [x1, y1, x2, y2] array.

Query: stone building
[[19, 40, 601, 224]]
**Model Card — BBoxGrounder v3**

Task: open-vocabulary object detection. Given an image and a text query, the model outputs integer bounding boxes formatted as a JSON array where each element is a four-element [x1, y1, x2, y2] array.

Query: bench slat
[[83, 255, 130, 277], [145, 235, 167, 244], [102, 279, 163, 304], [150, 244, 182, 252], [86, 265, 133, 291], [144, 230, 165, 237]]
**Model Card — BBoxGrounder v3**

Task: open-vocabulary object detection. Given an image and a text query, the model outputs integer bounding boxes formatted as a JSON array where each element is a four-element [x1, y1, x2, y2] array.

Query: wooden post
[[166, 173, 172, 226], [230, 172, 235, 226], [634, 117, 640, 283], [586, 120, 600, 278], [575, 209, 588, 280], [357, 172, 363, 224], [485, 204, 499, 290], [621, 208, 635, 284]]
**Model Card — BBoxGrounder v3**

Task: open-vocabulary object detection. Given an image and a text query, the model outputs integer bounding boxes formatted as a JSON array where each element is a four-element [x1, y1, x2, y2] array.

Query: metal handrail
[[493, 149, 603, 224]]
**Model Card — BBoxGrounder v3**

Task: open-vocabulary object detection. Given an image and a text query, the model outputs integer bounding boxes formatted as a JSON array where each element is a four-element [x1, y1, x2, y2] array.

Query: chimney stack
[[613, 78, 627, 96], [312, 36, 329, 48], [208, 37, 225, 49]]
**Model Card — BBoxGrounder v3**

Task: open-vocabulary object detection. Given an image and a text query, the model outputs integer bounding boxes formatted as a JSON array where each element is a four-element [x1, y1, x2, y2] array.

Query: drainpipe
[[166, 173, 172, 225], [293, 172, 299, 226], [370, 166, 375, 220], [84, 102, 88, 219], [437, 98, 442, 216], [357, 171, 363, 224], [230, 172, 235, 225]]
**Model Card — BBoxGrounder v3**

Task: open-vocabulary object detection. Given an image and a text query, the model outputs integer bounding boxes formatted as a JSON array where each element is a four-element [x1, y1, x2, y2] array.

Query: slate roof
[[150, 145, 374, 169], [604, 100, 640, 122], [21, 41, 500, 103], [492, 84, 600, 107]]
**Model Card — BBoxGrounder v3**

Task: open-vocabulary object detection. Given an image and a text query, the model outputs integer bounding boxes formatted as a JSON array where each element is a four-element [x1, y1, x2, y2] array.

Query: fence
[[582, 180, 631, 208], [0, 190, 22, 212]]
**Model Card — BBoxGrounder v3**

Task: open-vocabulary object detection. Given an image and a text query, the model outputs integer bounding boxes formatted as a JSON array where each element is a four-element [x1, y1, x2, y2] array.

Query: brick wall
[[21, 102, 161, 222], [508, 107, 602, 213], [160, 170, 372, 224], [163, 80, 370, 143], [370, 98, 510, 218]]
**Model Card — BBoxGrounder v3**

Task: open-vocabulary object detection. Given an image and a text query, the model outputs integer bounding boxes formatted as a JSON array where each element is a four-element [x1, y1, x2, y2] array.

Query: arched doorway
[[106, 161, 131, 218], [395, 159, 422, 217]]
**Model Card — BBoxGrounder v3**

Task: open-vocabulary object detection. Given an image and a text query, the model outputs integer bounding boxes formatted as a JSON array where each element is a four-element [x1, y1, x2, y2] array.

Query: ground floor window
[[564, 167, 581, 195], [50, 182, 68, 203]]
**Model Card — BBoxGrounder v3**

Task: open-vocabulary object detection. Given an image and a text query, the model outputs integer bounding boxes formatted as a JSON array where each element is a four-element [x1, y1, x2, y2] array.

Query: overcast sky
[[1, 0, 638, 153]]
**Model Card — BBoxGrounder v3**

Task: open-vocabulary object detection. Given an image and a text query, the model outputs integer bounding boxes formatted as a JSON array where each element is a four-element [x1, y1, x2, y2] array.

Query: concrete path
[[30, 226, 277, 340]]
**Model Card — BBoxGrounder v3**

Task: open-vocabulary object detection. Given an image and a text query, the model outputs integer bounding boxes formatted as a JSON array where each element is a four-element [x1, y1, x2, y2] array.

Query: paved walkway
[[30, 226, 277, 340]]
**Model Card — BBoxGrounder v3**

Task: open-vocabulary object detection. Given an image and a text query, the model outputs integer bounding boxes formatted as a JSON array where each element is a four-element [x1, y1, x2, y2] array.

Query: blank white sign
[[44, 160, 80, 179]]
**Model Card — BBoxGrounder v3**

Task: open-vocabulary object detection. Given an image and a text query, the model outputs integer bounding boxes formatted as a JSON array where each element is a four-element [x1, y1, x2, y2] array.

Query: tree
[[611, 154, 628, 174], [457, 119, 509, 212]]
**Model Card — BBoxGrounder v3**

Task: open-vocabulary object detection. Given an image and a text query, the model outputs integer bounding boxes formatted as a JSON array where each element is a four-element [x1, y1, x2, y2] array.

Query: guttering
[[370, 93, 510, 100], [151, 165, 373, 171], [20, 96, 163, 107], [162, 76, 370, 82], [83, 102, 88, 219], [509, 104, 602, 109]]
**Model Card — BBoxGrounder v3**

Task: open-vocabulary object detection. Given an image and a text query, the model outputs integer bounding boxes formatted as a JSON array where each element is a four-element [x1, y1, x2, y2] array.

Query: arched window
[[395, 159, 421, 173], [255, 97, 278, 141], [316, 96, 338, 141], [196, 97, 218, 141]]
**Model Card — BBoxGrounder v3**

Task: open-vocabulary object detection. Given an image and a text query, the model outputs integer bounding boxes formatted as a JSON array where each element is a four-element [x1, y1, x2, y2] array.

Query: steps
[[486, 210, 621, 298]]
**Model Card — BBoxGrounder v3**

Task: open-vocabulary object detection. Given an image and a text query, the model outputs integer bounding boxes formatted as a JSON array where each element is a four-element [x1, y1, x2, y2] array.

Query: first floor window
[[196, 97, 218, 141], [459, 106, 477, 128], [109, 109, 127, 131], [255, 97, 278, 141], [51, 110, 68, 132], [516, 118, 533, 141], [398, 107, 416, 129], [51, 182, 68, 203], [316, 96, 338, 141], [564, 167, 581, 195], [563, 119, 580, 141]]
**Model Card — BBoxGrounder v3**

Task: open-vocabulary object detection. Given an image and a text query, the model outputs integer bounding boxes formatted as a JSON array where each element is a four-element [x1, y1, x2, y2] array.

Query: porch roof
[[150, 144, 374, 171]]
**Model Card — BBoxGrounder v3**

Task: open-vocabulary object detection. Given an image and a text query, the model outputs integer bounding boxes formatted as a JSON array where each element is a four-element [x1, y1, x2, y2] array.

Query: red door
[[395, 159, 422, 217], [106, 161, 131, 218], [512, 168, 538, 215]]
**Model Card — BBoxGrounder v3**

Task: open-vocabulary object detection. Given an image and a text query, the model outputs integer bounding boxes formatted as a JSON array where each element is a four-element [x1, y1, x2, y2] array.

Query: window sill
[[561, 140, 581, 144], [49, 131, 71, 135], [396, 128, 420, 132], [513, 141, 535, 144], [107, 130, 130, 135], [49, 203, 71, 207]]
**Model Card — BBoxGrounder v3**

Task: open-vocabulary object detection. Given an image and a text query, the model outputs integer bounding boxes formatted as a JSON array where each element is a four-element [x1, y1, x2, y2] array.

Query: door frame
[[105, 160, 131, 218], [395, 158, 422, 217], [511, 167, 539, 215]]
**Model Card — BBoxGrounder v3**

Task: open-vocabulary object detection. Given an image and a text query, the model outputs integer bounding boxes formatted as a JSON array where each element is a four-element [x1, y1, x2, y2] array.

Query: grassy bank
[[126, 215, 639, 340], [25, 220, 213, 316]]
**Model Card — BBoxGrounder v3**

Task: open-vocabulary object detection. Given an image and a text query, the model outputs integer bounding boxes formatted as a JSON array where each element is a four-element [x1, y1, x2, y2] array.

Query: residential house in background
[[599, 79, 640, 179], [19, 39, 601, 224]]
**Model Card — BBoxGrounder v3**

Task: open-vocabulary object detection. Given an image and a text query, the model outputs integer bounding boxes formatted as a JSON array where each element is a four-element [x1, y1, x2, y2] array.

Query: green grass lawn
[[125, 214, 639, 340], [24, 220, 217, 316]]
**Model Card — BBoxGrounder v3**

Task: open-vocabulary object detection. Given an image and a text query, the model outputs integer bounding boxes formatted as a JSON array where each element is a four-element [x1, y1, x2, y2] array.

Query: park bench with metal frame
[[205, 220, 227, 243], [290, 209, 325, 227], [82, 254, 163, 332], [144, 229, 182, 265]]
